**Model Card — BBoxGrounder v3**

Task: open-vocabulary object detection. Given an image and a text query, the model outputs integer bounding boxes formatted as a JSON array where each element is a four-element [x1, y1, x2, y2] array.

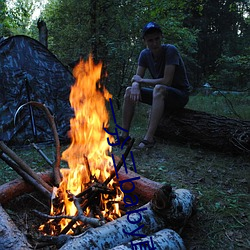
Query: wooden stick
[[103, 138, 135, 186], [0, 141, 52, 193], [0, 152, 51, 199]]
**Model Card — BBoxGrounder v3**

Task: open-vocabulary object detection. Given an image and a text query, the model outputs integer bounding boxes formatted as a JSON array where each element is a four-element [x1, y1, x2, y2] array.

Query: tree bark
[[155, 108, 250, 154], [0, 168, 160, 205], [110, 228, 186, 250], [0, 204, 32, 249], [0, 171, 53, 205], [59, 187, 195, 250], [37, 19, 48, 47]]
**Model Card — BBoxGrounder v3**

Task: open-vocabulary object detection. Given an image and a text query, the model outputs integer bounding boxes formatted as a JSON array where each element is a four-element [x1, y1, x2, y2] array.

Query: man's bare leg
[[121, 87, 136, 138], [138, 85, 166, 147]]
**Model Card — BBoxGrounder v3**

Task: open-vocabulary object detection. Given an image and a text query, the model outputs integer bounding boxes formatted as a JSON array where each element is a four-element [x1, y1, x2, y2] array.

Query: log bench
[[155, 108, 250, 154]]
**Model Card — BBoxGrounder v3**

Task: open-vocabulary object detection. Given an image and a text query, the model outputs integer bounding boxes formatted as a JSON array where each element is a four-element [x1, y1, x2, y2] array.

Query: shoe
[[136, 139, 155, 149]]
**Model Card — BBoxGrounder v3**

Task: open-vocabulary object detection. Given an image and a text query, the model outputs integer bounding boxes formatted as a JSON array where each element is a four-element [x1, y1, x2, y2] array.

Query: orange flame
[[44, 55, 122, 234]]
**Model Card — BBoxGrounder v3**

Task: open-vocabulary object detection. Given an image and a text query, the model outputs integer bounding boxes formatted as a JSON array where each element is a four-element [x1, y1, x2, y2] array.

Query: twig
[[103, 138, 135, 186], [0, 141, 52, 194], [0, 152, 51, 199]]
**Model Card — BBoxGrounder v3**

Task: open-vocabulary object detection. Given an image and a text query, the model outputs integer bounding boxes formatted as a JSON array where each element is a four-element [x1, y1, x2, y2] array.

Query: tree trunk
[[0, 204, 32, 249], [37, 19, 48, 47], [155, 108, 250, 154]]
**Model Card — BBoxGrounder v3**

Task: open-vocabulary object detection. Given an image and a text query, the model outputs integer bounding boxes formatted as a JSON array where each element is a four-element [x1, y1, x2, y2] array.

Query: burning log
[[110, 228, 186, 250], [0, 204, 32, 249], [59, 185, 195, 250], [0, 167, 160, 205]]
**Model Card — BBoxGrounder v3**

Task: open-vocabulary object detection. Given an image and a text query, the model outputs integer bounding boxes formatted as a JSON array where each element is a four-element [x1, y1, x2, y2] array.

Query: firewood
[[59, 186, 195, 250], [0, 171, 53, 204], [0, 152, 51, 199], [110, 228, 186, 250], [0, 141, 52, 193], [0, 167, 159, 205], [0, 204, 32, 249]]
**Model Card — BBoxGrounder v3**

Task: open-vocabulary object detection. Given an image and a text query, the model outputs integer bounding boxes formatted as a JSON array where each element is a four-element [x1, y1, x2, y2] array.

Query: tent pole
[[24, 78, 38, 142]]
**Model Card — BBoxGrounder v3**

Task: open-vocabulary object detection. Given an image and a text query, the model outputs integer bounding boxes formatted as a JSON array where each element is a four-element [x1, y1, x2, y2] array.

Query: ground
[[0, 98, 249, 250]]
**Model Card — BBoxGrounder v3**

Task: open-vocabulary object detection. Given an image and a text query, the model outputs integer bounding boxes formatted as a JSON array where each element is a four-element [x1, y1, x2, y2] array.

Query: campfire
[[0, 55, 196, 249], [38, 55, 125, 236]]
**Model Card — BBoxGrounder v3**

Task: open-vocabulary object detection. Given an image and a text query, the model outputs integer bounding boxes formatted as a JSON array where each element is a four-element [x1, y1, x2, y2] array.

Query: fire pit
[[0, 55, 196, 249]]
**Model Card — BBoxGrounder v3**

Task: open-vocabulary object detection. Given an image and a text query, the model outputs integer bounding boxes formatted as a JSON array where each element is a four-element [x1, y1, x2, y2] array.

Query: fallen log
[[59, 186, 195, 250], [155, 108, 250, 154], [0, 204, 32, 249], [110, 228, 186, 250]]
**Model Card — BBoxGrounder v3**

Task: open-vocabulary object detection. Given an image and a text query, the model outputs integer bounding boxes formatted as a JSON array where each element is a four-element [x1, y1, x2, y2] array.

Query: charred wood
[[59, 186, 195, 249]]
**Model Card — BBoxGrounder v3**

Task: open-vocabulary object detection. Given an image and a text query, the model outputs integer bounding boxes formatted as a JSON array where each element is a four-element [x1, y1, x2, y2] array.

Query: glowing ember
[[40, 55, 123, 235]]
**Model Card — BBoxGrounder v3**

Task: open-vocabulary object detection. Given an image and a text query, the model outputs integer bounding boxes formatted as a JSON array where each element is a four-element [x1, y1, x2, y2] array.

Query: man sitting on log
[[120, 21, 191, 149]]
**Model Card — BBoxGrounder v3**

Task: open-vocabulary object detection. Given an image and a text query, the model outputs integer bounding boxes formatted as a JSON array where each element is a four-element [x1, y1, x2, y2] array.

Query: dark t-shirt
[[138, 44, 191, 91]]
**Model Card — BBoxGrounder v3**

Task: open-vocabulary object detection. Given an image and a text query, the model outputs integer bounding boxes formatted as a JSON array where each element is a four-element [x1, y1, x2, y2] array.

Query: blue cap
[[142, 22, 162, 38]]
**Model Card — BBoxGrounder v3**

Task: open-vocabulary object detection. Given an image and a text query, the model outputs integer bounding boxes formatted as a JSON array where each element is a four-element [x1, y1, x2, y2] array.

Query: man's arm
[[129, 66, 146, 102], [132, 64, 176, 87]]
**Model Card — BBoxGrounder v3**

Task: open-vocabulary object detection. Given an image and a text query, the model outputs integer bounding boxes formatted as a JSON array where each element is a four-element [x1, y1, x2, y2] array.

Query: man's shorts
[[140, 87, 189, 112]]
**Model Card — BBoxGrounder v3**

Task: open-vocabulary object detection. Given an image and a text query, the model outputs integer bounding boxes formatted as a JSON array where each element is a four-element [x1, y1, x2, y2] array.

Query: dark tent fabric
[[0, 35, 75, 144]]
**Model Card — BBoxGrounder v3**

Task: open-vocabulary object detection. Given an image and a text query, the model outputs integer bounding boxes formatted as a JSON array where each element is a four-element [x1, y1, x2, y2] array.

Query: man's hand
[[130, 82, 141, 102], [131, 74, 142, 83]]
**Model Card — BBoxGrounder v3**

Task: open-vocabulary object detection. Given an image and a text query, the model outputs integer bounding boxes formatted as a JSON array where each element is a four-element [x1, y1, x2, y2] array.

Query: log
[[110, 228, 186, 250], [0, 171, 53, 204], [155, 108, 250, 154], [59, 186, 195, 250], [0, 168, 160, 205], [0, 204, 32, 249], [0, 141, 53, 193]]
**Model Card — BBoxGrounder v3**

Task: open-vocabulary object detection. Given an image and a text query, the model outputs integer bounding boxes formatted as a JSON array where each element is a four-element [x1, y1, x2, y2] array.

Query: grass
[[0, 94, 249, 249]]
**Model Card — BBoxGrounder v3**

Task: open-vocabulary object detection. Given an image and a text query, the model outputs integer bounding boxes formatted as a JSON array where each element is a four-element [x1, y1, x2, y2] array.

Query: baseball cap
[[142, 22, 162, 38]]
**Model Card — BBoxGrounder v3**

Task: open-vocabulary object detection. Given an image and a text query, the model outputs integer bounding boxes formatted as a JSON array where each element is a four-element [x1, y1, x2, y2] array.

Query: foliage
[[208, 55, 250, 90], [0, 0, 12, 36], [2, 0, 250, 99]]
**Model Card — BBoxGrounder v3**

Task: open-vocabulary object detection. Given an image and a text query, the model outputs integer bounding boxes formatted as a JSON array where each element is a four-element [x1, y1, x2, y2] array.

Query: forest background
[[1, 0, 250, 106], [0, 1, 250, 249]]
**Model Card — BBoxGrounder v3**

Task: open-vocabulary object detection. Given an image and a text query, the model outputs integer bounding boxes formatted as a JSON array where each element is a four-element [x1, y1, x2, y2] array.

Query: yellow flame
[[46, 55, 123, 233]]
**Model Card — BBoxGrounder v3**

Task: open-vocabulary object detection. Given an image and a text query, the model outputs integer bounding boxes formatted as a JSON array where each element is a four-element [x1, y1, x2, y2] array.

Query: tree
[[185, 0, 250, 89]]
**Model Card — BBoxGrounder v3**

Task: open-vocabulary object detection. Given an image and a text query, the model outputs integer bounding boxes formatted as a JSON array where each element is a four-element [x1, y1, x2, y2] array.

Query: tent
[[0, 35, 75, 145]]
